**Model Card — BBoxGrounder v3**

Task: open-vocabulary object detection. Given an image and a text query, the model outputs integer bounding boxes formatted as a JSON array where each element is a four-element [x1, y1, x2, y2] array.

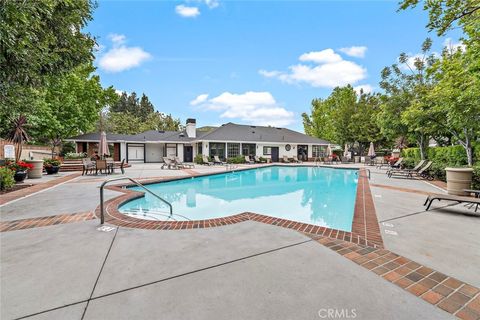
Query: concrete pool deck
[[1, 163, 479, 319]]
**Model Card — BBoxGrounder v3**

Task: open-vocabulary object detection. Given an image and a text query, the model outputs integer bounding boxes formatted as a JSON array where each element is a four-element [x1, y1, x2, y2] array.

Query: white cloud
[[98, 34, 151, 73], [109, 33, 126, 45], [259, 49, 367, 88], [339, 46, 367, 58], [299, 49, 342, 63], [190, 94, 209, 106], [175, 5, 200, 17], [192, 91, 294, 127], [443, 38, 466, 52], [353, 84, 373, 94], [204, 0, 219, 9]]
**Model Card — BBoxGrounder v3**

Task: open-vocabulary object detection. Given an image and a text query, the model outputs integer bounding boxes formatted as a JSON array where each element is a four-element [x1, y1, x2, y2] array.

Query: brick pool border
[[95, 165, 384, 248]]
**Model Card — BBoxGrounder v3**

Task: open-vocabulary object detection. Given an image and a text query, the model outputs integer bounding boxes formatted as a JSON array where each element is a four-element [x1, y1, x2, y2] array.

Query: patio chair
[[424, 193, 480, 212], [95, 160, 108, 175], [245, 155, 255, 164], [387, 160, 426, 178], [283, 156, 291, 163], [82, 158, 95, 175], [202, 155, 213, 166], [254, 156, 266, 164], [119, 159, 126, 174], [214, 155, 226, 165], [364, 158, 375, 166], [292, 155, 302, 163], [341, 156, 350, 164], [323, 157, 333, 165]]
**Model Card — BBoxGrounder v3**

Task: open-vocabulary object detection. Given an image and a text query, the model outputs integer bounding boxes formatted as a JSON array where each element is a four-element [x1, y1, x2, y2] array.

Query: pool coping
[[95, 165, 384, 248]]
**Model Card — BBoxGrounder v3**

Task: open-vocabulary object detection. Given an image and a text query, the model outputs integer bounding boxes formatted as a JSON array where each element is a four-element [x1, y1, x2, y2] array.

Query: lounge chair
[[162, 157, 178, 169], [175, 157, 194, 168], [245, 156, 255, 164], [292, 155, 302, 163], [424, 193, 480, 212], [385, 158, 404, 173], [202, 155, 213, 166], [283, 156, 291, 163], [389, 161, 433, 180], [214, 155, 226, 165], [387, 160, 426, 178], [254, 156, 266, 163]]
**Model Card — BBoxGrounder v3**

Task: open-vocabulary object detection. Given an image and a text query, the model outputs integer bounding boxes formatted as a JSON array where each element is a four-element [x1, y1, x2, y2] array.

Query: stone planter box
[[446, 167, 473, 196], [25, 159, 44, 179]]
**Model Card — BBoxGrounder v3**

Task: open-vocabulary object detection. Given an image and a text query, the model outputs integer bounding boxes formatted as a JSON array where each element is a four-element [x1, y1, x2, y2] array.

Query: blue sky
[[88, 0, 461, 132]]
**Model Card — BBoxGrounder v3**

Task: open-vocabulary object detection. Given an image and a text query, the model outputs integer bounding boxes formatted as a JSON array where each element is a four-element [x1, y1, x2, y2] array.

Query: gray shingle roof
[[67, 123, 330, 144], [198, 123, 330, 144]]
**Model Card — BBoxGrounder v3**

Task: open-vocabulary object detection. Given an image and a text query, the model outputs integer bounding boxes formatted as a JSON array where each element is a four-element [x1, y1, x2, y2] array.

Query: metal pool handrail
[[99, 177, 173, 224]]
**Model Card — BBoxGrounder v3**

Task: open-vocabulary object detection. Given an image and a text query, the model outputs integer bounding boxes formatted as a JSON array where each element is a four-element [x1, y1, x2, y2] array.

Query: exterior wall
[[177, 144, 184, 160], [166, 144, 177, 158], [120, 142, 127, 161], [145, 143, 164, 163]]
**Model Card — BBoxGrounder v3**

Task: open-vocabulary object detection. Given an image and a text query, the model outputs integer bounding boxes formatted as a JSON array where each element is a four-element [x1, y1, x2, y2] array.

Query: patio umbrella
[[367, 142, 375, 158], [326, 145, 332, 157], [343, 144, 349, 158], [99, 131, 110, 157]]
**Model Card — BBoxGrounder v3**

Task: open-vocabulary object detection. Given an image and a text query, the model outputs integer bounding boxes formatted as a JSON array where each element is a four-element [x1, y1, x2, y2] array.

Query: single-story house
[[67, 119, 331, 163]]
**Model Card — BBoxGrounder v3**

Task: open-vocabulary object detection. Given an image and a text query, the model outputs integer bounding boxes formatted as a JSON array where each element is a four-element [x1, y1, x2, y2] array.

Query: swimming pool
[[119, 166, 358, 232]]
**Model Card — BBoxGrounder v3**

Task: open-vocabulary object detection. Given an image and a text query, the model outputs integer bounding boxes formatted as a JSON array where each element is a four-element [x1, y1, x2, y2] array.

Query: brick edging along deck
[[95, 167, 384, 248]]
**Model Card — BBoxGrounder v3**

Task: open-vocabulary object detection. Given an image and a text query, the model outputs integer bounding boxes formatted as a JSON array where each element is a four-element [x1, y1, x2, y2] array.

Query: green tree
[[378, 39, 438, 159], [426, 47, 480, 165], [399, 0, 480, 37], [32, 64, 118, 153], [0, 0, 96, 104]]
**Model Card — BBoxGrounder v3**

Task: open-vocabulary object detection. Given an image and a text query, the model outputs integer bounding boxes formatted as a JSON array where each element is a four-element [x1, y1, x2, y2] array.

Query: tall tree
[[378, 38, 438, 159], [0, 0, 96, 103], [32, 64, 118, 151]]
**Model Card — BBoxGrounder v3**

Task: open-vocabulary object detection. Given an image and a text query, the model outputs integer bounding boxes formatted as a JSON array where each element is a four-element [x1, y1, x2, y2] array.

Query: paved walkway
[[1, 163, 479, 320]]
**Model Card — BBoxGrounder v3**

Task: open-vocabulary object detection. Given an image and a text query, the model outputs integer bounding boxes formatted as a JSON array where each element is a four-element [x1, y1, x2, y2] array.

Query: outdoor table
[[463, 189, 480, 211]]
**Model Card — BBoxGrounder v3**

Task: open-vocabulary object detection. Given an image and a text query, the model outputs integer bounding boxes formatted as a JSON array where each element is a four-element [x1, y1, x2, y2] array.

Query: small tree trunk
[[417, 134, 427, 160], [464, 129, 473, 166], [15, 143, 23, 162]]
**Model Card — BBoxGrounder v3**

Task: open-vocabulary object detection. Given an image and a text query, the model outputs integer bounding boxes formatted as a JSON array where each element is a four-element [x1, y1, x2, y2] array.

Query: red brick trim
[[0, 211, 95, 232], [316, 236, 480, 320], [0, 173, 81, 206], [96, 167, 384, 248]]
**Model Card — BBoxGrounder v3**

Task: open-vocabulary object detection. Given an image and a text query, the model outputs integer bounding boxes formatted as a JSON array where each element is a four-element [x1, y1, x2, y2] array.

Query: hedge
[[401, 145, 479, 188]]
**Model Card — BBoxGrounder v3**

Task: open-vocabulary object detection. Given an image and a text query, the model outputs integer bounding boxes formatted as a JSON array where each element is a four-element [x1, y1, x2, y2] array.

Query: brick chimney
[[186, 118, 196, 138]]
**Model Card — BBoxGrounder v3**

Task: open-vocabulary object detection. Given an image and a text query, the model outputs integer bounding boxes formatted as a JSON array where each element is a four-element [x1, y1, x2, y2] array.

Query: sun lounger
[[387, 160, 426, 178], [254, 156, 266, 163], [389, 161, 433, 180], [283, 156, 291, 163], [214, 155, 226, 165], [424, 193, 480, 212], [162, 157, 178, 169], [385, 158, 404, 173], [292, 155, 302, 163], [202, 155, 213, 166], [245, 156, 254, 164], [175, 157, 194, 168]]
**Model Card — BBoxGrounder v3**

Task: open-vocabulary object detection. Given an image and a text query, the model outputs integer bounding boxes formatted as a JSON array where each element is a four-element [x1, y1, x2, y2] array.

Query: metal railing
[[99, 177, 173, 224]]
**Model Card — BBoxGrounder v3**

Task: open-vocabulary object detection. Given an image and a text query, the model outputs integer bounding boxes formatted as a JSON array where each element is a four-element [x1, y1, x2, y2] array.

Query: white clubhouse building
[[68, 119, 331, 163]]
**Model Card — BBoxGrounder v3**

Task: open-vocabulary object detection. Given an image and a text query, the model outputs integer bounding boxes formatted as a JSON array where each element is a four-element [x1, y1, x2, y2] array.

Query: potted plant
[[6, 160, 34, 183], [44, 158, 61, 174]]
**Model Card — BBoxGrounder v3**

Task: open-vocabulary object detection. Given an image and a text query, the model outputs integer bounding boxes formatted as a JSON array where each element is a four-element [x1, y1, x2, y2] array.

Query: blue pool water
[[119, 166, 358, 231]]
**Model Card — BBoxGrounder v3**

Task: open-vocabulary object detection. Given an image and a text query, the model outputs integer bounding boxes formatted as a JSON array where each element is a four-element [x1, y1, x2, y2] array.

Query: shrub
[[0, 167, 15, 191], [227, 156, 245, 164], [60, 142, 76, 156], [64, 152, 87, 159], [194, 154, 204, 164], [473, 165, 480, 190], [43, 158, 61, 167]]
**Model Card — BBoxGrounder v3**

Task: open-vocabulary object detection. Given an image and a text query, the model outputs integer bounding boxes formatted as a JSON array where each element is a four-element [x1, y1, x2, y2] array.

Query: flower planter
[[25, 160, 44, 179], [14, 171, 28, 183], [446, 167, 473, 196], [45, 165, 60, 175]]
